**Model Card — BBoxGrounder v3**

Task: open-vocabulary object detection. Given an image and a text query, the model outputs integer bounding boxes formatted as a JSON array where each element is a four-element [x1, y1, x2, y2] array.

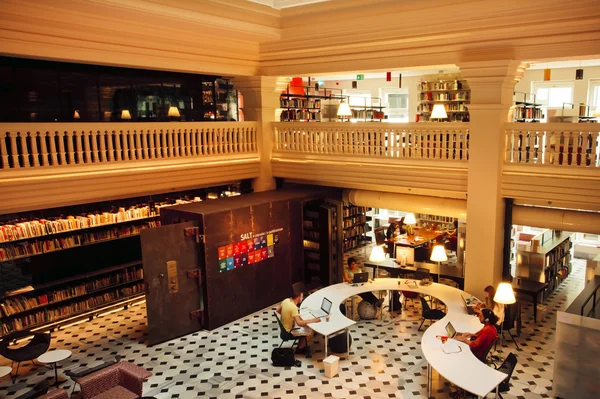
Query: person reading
[[454, 308, 498, 361], [276, 290, 320, 354], [385, 217, 407, 240], [343, 257, 384, 308]]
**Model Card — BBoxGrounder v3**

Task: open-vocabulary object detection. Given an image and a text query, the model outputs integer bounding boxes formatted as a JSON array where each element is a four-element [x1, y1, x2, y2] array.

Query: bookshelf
[[343, 205, 372, 251], [415, 213, 456, 230], [280, 85, 344, 122], [515, 230, 573, 297], [302, 199, 341, 287], [0, 184, 245, 336], [417, 79, 470, 122], [513, 92, 544, 122], [349, 97, 385, 122]]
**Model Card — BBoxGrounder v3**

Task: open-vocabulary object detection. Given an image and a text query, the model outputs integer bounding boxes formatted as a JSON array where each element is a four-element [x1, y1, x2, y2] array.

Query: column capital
[[231, 76, 289, 94], [458, 60, 529, 105]]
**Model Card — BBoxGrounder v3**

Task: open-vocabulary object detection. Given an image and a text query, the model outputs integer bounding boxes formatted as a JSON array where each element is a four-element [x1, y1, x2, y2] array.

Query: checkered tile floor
[[0, 257, 586, 399]]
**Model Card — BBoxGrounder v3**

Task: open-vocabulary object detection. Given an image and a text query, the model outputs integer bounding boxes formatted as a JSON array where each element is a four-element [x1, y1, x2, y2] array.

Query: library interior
[[1, 1, 600, 399]]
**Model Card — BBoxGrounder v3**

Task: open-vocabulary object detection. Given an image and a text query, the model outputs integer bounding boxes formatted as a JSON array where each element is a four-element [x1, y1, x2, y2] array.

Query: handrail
[[0, 122, 259, 170], [273, 122, 470, 161], [581, 280, 600, 317]]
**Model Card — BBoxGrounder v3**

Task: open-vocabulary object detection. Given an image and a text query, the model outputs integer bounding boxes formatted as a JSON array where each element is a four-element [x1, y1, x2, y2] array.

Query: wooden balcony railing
[[272, 122, 470, 161], [505, 123, 600, 167], [0, 122, 259, 170]]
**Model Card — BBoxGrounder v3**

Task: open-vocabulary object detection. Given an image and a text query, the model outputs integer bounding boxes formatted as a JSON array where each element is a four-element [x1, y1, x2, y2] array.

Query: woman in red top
[[456, 307, 498, 361]]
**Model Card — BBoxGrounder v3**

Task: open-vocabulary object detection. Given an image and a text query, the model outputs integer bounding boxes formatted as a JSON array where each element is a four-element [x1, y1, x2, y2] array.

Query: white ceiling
[[247, 0, 331, 9]]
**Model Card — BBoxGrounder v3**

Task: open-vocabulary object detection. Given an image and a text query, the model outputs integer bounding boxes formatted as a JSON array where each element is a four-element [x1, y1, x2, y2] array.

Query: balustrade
[[505, 123, 600, 168], [272, 122, 470, 161], [0, 122, 258, 170]]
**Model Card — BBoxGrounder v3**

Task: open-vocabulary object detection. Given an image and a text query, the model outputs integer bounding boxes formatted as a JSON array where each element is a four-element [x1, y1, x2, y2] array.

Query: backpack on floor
[[271, 347, 296, 367]]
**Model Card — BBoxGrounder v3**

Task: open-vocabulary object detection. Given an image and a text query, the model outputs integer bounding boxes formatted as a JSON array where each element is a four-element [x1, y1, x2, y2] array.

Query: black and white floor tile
[[0, 257, 587, 399]]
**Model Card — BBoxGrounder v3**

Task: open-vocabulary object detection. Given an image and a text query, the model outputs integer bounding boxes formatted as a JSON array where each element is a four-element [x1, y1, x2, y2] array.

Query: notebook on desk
[[300, 297, 332, 320], [462, 295, 479, 315], [353, 272, 369, 283]]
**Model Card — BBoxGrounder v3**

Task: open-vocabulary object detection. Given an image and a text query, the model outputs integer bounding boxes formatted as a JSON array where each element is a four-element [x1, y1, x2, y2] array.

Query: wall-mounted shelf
[[417, 79, 470, 122], [513, 92, 544, 122]]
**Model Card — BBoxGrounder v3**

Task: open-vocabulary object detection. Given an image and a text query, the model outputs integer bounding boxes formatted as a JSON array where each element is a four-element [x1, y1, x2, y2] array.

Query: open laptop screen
[[321, 297, 333, 314], [445, 322, 457, 338]]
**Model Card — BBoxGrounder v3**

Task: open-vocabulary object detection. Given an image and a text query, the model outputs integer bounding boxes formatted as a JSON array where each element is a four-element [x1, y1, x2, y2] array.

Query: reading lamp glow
[[337, 99, 352, 121], [168, 106, 181, 118], [404, 213, 417, 225], [369, 245, 386, 279], [430, 244, 448, 283], [431, 104, 447, 119], [494, 282, 516, 305], [121, 110, 132, 120], [493, 282, 515, 350]]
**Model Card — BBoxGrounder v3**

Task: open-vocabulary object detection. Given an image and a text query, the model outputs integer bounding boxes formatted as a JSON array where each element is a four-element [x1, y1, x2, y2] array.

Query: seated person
[[444, 221, 459, 251], [475, 285, 505, 326], [385, 217, 406, 239], [344, 257, 384, 308], [276, 290, 320, 354], [454, 308, 499, 361]]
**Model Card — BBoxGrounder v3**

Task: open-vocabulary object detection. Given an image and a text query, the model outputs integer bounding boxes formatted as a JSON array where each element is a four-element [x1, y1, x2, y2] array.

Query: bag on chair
[[271, 348, 296, 367]]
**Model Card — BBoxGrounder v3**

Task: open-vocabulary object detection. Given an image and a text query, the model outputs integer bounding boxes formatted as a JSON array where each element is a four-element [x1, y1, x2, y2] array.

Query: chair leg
[[418, 318, 425, 331], [12, 361, 21, 384]]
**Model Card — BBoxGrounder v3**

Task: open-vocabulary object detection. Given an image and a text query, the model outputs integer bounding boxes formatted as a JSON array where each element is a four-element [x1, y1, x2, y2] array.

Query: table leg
[[324, 334, 328, 359], [427, 363, 431, 398], [533, 293, 538, 323], [53, 363, 59, 387], [346, 328, 350, 359]]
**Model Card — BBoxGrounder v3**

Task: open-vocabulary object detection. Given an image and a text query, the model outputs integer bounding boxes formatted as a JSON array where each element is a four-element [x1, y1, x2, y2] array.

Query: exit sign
[[356, 74, 364, 80]]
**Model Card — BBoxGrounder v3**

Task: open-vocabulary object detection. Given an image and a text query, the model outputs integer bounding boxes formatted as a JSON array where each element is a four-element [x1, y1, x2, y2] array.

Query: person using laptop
[[474, 285, 505, 325], [276, 290, 320, 354], [343, 257, 384, 308], [454, 308, 498, 361]]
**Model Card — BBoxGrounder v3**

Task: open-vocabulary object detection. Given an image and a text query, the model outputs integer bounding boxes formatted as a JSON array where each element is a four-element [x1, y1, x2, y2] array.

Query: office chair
[[418, 295, 445, 331], [496, 352, 518, 399], [273, 312, 299, 349]]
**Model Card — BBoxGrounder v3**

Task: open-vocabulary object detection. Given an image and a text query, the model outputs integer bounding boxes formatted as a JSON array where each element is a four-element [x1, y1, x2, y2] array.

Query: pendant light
[[543, 64, 551, 81]]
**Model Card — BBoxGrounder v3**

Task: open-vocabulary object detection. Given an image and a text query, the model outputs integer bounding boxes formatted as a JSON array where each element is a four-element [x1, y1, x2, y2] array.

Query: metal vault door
[[141, 221, 205, 345]]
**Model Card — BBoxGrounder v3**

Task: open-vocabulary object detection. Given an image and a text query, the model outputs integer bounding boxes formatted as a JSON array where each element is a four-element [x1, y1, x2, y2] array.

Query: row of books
[[342, 206, 370, 218], [0, 206, 154, 243], [0, 267, 143, 317], [0, 222, 159, 261], [343, 224, 369, 238], [0, 283, 144, 335], [419, 92, 470, 101], [280, 98, 322, 109], [419, 80, 465, 91], [343, 215, 368, 228]]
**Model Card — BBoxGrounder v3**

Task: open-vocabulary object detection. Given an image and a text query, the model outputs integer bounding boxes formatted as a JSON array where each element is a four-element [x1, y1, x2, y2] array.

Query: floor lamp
[[494, 282, 516, 350], [369, 245, 386, 279], [430, 245, 448, 284]]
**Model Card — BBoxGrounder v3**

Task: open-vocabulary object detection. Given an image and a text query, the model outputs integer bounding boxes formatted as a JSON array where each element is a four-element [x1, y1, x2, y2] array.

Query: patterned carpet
[[0, 256, 587, 399]]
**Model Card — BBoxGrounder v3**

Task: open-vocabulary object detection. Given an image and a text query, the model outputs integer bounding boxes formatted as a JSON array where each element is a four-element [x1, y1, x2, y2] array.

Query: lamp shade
[[73, 110, 80, 119], [168, 106, 181, 117], [369, 246, 386, 263], [431, 104, 447, 119], [404, 212, 417, 225], [430, 245, 448, 262], [337, 100, 352, 117], [121, 109, 132, 120], [494, 282, 516, 305]]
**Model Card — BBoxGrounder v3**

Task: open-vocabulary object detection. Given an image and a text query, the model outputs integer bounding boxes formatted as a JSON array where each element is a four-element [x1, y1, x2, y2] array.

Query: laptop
[[445, 322, 458, 339], [461, 295, 478, 315], [353, 272, 369, 284], [300, 297, 332, 320]]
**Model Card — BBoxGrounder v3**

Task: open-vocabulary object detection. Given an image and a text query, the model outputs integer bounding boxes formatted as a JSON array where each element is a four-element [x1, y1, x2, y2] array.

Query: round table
[[38, 349, 72, 386], [0, 366, 11, 379]]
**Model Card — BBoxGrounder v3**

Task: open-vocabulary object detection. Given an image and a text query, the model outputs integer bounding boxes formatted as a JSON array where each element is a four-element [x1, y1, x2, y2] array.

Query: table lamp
[[369, 245, 386, 279], [493, 282, 516, 349], [430, 244, 448, 284], [404, 212, 417, 238]]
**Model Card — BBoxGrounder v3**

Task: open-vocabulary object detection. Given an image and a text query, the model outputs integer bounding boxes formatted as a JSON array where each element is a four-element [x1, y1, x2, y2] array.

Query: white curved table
[[38, 349, 72, 386], [0, 366, 11, 379], [302, 278, 506, 398]]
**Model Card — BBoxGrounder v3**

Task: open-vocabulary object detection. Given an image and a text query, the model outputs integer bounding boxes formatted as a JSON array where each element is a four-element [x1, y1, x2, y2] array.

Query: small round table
[[0, 366, 12, 380], [38, 349, 72, 386]]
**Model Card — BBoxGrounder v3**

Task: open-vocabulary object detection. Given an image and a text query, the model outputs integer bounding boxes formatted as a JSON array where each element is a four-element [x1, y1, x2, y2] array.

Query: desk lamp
[[430, 245, 448, 284], [494, 282, 516, 349], [404, 212, 417, 239], [369, 245, 386, 279]]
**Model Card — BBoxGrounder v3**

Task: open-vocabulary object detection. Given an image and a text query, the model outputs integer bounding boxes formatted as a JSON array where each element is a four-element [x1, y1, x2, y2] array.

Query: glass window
[[531, 81, 574, 109], [381, 88, 408, 122], [588, 79, 600, 108]]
